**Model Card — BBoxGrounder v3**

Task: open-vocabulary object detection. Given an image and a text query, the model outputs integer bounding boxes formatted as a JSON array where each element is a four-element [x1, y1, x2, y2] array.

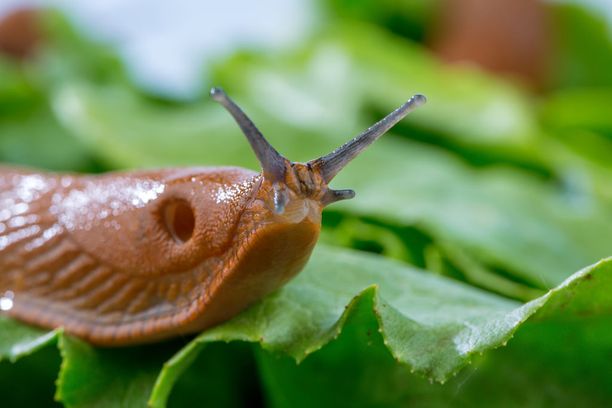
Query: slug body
[[0, 89, 425, 345]]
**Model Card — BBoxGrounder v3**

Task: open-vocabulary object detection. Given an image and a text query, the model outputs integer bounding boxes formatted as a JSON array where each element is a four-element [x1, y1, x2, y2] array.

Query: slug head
[[211, 87, 426, 223]]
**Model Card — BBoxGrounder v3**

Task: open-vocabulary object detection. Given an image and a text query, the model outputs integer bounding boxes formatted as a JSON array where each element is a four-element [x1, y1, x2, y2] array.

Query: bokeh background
[[1, 0, 612, 406]]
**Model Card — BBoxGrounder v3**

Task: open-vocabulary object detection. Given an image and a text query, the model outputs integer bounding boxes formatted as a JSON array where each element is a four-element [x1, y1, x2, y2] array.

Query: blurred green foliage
[[1, 2, 612, 407]]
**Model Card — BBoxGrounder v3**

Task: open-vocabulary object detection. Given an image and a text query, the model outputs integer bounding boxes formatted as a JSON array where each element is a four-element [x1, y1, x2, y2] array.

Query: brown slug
[[0, 88, 425, 346]]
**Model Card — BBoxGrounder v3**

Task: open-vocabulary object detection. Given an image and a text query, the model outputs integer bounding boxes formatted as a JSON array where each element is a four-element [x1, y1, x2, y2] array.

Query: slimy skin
[[0, 89, 425, 345], [0, 165, 319, 345]]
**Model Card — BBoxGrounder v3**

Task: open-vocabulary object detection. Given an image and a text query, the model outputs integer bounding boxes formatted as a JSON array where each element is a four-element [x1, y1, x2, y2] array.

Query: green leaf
[[51, 22, 552, 168], [542, 88, 612, 136], [333, 138, 612, 288], [0, 107, 97, 172], [0, 317, 62, 406], [167, 342, 262, 408], [35, 10, 128, 88], [325, 0, 439, 42], [0, 316, 59, 363], [256, 307, 612, 407], [212, 22, 550, 173], [0, 346, 63, 407], [56, 336, 182, 408], [0, 57, 40, 117], [2, 246, 611, 406], [549, 4, 612, 89], [147, 245, 612, 406], [538, 87, 612, 202], [0, 32, 101, 172]]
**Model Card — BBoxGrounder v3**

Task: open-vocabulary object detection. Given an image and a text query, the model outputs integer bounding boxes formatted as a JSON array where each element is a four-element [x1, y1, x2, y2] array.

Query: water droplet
[[0, 291, 14, 311]]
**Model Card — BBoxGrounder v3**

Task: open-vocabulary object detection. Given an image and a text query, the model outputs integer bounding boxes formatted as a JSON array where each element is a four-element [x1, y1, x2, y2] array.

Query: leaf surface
[[2, 246, 611, 407]]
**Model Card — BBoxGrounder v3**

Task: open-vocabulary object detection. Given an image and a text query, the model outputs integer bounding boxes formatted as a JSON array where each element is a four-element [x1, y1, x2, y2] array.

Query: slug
[[0, 88, 425, 345]]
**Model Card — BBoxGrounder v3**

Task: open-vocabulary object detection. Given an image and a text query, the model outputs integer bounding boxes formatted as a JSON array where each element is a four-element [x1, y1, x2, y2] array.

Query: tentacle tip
[[412, 94, 427, 106], [210, 87, 226, 101], [323, 189, 356, 206], [340, 189, 356, 200]]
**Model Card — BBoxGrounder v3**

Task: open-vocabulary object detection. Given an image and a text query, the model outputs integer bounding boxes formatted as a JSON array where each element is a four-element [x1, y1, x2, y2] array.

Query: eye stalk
[[210, 88, 287, 183], [309, 94, 426, 183], [211, 87, 426, 208]]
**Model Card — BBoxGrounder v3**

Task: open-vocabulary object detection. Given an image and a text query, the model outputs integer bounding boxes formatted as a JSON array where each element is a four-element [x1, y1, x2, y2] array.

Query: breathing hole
[[162, 200, 195, 244]]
